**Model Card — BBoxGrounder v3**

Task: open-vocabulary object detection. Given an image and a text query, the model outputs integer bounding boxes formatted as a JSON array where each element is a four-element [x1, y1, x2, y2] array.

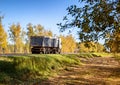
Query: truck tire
[[43, 48, 46, 54]]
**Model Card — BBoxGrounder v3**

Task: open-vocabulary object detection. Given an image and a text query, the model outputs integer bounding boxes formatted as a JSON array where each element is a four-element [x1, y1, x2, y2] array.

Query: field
[[0, 53, 120, 84]]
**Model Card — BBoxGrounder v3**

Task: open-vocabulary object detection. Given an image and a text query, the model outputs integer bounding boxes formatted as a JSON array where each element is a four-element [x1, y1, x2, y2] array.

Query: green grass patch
[[71, 52, 113, 58], [79, 53, 94, 58], [72, 53, 98, 58], [0, 54, 80, 84], [113, 53, 120, 60], [92, 52, 113, 57]]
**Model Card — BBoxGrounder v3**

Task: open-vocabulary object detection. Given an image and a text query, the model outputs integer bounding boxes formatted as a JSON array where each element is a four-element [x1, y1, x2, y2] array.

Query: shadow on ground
[[35, 57, 120, 85]]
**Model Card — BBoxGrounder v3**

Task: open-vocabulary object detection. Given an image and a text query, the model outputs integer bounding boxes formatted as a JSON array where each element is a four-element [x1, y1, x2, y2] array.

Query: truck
[[30, 36, 62, 54]]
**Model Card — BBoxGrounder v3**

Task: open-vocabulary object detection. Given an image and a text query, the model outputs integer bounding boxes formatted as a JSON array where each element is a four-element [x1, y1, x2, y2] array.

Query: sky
[[0, 0, 105, 44], [0, 0, 81, 41]]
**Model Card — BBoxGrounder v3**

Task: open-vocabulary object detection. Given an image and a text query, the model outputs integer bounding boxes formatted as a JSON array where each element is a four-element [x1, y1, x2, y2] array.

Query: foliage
[[0, 16, 7, 53], [105, 30, 120, 52], [9, 23, 24, 53], [34, 24, 53, 37], [27, 23, 35, 39], [77, 41, 105, 53], [60, 34, 76, 53], [57, 0, 120, 52], [27, 23, 53, 38]]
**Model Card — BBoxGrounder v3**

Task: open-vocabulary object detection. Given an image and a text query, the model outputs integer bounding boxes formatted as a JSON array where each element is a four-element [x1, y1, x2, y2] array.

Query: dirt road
[[38, 57, 120, 85]]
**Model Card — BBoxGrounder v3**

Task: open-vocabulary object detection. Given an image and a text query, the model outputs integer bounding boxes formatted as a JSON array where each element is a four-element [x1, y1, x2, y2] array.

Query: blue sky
[[0, 0, 105, 44], [0, 0, 81, 41]]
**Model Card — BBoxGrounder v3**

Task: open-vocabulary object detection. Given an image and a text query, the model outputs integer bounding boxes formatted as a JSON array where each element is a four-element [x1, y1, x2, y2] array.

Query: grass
[[76, 52, 114, 58], [0, 54, 81, 84], [114, 53, 120, 59], [92, 52, 113, 57], [0, 53, 118, 84], [72, 53, 108, 58], [113, 53, 120, 60]]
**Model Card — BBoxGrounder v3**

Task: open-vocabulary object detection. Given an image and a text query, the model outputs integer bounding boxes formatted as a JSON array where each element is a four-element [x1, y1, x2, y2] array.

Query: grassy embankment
[[0, 53, 119, 84], [0, 54, 80, 84]]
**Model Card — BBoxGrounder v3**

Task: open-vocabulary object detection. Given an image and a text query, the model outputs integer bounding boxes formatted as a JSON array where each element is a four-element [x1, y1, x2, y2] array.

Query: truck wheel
[[43, 48, 46, 54], [32, 51, 35, 54], [58, 49, 61, 54]]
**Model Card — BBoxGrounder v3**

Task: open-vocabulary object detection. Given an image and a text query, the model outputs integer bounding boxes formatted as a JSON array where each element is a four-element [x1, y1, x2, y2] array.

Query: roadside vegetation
[[1, 53, 119, 84], [0, 52, 120, 85], [0, 54, 81, 84]]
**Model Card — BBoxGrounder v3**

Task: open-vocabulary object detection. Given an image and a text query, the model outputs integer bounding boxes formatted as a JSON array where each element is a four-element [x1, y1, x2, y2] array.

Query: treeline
[[0, 17, 78, 53], [0, 22, 54, 53], [77, 41, 105, 53], [0, 16, 107, 54]]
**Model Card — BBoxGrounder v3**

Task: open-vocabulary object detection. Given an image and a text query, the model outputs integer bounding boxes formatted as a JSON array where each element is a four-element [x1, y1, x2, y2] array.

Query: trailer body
[[30, 36, 61, 54]]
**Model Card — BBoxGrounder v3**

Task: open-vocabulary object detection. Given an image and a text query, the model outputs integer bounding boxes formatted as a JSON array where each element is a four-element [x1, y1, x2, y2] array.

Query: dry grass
[[38, 56, 120, 85]]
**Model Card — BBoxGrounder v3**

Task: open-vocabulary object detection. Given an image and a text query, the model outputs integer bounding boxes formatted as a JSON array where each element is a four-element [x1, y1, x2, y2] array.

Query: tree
[[47, 30, 53, 37], [34, 24, 44, 36], [21, 29, 28, 53], [34, 24, 53, 37], [78, 41, 105, 53], [9, 23, 23, 53], [0, 16, 7, 53], [27, 23, 35, 39], [43, 30, 53, 37], [60, 34, 76, 53], [57, 0, 120, 52], [26, 23, 35, 53], [105, 29, 120, 52]]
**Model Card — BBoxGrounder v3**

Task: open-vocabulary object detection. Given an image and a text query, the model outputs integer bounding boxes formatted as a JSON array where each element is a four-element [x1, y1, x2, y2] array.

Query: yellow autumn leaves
[[0, 23, 7, 49], [60, 35, 76, 53], [0, 20, 77, 53]]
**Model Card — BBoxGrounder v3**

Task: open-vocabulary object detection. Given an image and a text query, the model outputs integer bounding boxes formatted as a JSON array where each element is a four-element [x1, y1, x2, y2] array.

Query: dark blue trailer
[[30, 36, 61, 54]]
